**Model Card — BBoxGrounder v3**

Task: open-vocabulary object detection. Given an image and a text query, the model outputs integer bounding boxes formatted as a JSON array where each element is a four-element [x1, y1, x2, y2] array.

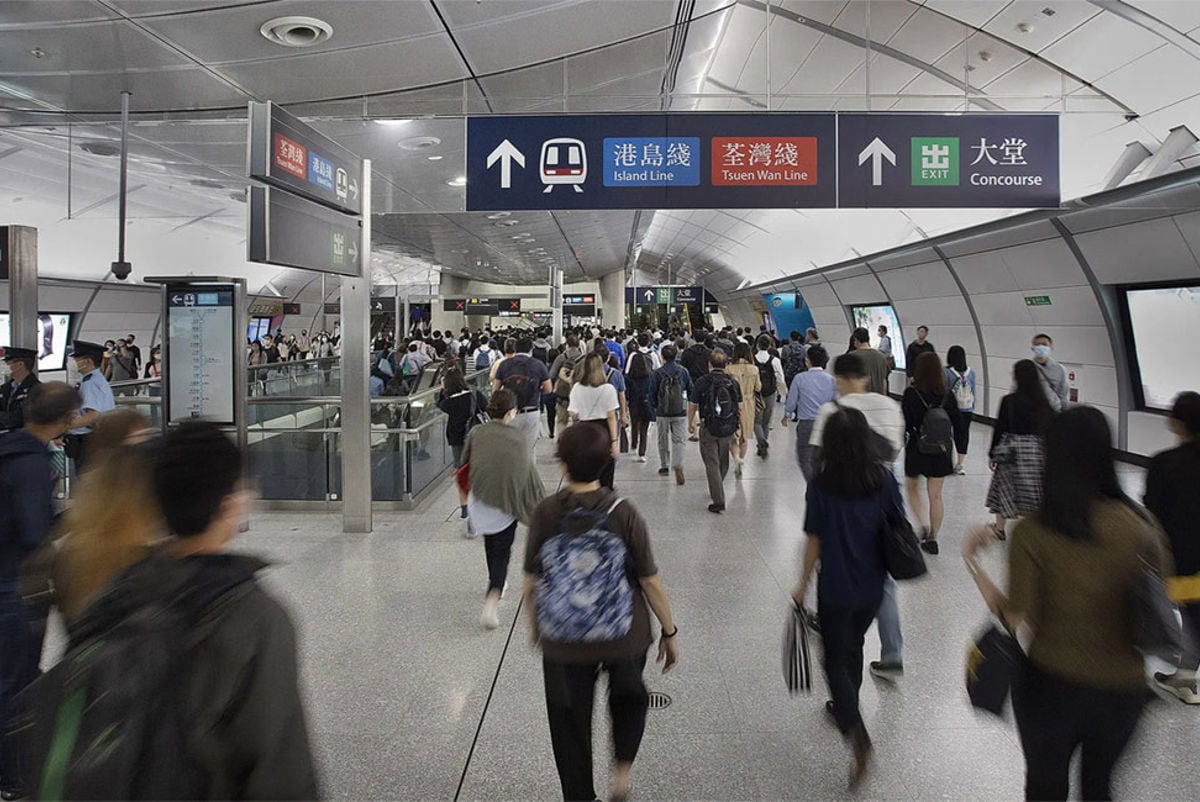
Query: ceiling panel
[[1093, 44, 1198, 115], [1127, 1, 1200, 33], [1, 68, 249, 113], [983, 58, 1068, 101], [983, 1, 1101, 53], [920, 0, 1010, 29], [0, 18, 189, 74], [1039, 12, 1166, 82], [776, 1, 850, 27], [885, 7, 969, 65], [0, 1, 118, 25], [832, 0, 918, 42]]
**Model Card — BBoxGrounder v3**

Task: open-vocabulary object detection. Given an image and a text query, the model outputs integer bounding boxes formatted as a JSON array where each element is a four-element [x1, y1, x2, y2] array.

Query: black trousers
[[628, 408, 650, 457], [599, 458, 616, 490], [1012, 663, 1144, 801], [817, 598, 880, 735], [482, 521, 517, 593], [542, 393, 558, 438], [543, 654, 649, 802]]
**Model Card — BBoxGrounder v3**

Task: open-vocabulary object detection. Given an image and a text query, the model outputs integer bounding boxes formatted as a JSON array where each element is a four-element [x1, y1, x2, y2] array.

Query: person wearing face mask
[[1031, 333, 1069, 412], [0, 348, 40, 432]]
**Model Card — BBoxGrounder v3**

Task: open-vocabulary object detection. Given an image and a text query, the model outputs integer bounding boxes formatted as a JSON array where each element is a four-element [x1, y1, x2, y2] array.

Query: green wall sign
[[1024, 295, 1052, 306]]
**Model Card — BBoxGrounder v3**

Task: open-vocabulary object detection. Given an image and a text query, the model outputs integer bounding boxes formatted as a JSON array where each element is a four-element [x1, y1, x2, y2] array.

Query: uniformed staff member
[[64, 340, 114, 472], [0, 348, 40, 432]]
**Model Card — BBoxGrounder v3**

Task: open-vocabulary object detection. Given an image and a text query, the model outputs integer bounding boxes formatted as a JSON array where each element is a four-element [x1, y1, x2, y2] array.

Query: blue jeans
[[876, 576, 903, 664]]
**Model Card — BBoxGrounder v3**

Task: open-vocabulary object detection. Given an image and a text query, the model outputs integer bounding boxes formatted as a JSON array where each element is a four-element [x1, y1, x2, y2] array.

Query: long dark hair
[[814, 407, 885, 499], [912, 351, 947, 396], [442, 367, 468, 395], [1038, 406, 1132, 540], [733, 341, 753, 363], [1012, 359, 1052, 422], [946, 345, 967, 373]]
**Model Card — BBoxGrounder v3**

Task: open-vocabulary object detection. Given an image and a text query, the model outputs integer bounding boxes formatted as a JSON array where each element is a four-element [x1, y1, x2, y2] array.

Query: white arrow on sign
[[348, 241, 359, 263], [486, 139, 526, 189], [858, 137, 897, 187], [171, 295, 183, 305], [349, 177, 359, 200], [642, 289, 655, 302]]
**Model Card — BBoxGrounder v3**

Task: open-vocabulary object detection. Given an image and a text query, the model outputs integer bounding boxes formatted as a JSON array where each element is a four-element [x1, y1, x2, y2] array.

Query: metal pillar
[[341, 159, 372, 533], [393, 289, 402, 347], [552, 267, 564, 344], [5, 226, 38, 353]]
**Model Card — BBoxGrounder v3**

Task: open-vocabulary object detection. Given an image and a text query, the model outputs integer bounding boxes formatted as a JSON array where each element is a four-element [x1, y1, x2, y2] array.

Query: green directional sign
[[1024, 295, 1052, 306], [911, 137, 959, 186], [656, 287, 672, 304]]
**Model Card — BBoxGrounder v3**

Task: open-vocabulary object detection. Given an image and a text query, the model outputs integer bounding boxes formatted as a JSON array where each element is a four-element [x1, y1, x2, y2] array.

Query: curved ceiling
[[0, 0, 1197, 297]]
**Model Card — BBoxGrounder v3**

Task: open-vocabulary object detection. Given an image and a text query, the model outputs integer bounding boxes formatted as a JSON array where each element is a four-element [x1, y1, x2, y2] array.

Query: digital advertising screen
[[1121, 284, 1200, 411], [0, 311, 74, 372], [850, 304, 905, 371]]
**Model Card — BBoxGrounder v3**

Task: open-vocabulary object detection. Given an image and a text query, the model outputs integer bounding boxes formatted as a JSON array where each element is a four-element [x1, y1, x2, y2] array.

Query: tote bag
[[782, 602, 815, 695]]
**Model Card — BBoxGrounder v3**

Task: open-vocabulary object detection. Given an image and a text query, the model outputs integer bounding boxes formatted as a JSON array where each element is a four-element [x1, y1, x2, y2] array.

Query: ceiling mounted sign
[[466, 113, 1060, 211], [248, 101, 363, 216]]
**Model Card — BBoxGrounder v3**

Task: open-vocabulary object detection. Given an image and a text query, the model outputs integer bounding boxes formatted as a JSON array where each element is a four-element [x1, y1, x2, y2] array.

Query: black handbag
[[966, 620, 1024, 716], [879, 475, 927, 581], [1133, 556, 1184, 660]]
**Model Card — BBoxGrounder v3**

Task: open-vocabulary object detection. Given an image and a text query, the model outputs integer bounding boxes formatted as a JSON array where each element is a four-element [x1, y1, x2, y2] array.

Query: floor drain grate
[[647, 691, 672, 710]]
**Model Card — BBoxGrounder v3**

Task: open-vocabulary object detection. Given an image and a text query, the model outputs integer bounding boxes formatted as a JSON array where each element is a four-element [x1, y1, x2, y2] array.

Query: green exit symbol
[[1025, 295, 1052, 306], [656, 288, 671, 304], [911, 137, 959, 186]]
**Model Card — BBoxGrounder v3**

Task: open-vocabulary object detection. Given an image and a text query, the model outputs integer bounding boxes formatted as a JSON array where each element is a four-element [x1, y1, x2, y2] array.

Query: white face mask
[[1032, 344, 1052, 359]]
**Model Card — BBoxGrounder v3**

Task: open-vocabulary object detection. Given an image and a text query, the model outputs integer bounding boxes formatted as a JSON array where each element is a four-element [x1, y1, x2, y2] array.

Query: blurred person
[[397, 341, 432, 394], [523, 422, 678, 802], [248, 340, 266, 366], [945, 345, 976, 475], [876, 325, 893, 364], [550, 334, 585, 433], [0, 382, 79, 800], [680, 334, 712, 385], [1144, 391, 1200, 704], [109, 340, 138, 384], [261, 334, 280, 364], [494, 338, 553, 456], [54, 409, 161, 623], [780, 330, 808, 390], [623, 338, 654, 463], [1, 347, 40, 432], [726, 342, 761, 478], [753, 335, 786, 459], [900, 352, 961, 555], [489, 338, 517, 384], [436, 368, 488, 525], [689, 350, 744, 514], [568, 354, 620, 489], [851, 327, 890, 396], [593, 344, 629, 453], [543, 344, 561, 440], [143, 345, 162, 379], [296, 329, 310, 359], [986, 360, 1053, 538], [1031, 333, 1070, 412], [781, 344, 835, 481], [792, 406, 896, 789], [124, 335, 141, 375], [964, 407, 1169, 802], [648, 343, 693, 485], [462, 389, 546, 629], [64, 341, 114, 472], [905, 326, 934, 381], [101, 340, 116, 381]]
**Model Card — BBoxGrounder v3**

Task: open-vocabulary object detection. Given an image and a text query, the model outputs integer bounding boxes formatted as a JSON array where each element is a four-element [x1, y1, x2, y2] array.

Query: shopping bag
[[455, 462, 470, 495], [783, 602, 815, 695], [966, 622, 1024, 716]]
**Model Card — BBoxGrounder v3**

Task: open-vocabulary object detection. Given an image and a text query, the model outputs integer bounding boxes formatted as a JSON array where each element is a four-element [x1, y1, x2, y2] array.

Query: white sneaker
[[637, 456, 648, 463], [501, 580, 509, 599], [480, 598, 500, 630], [464, 519, 479, 539]]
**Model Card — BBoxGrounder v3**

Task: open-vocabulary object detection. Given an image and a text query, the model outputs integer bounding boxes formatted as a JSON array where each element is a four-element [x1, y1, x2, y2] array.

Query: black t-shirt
[[494, 354, 550, 409], [691, 370, 743, 429], [1145, 442, 1200, 577]]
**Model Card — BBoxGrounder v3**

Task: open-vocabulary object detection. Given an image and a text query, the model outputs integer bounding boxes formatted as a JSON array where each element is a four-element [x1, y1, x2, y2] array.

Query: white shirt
[[809, 392, 904, 459], [568, 382, 619, 422], [754, 350, 787, 394], [625, 347, 662, 373], [467, 491, 515, 535]]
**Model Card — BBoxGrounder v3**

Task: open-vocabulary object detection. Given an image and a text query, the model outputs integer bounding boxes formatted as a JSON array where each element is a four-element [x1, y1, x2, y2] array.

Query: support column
[[430, 273, 470, 334], [551, 267, 564, 345], [341, 160, 372, 533], [4, 226, 38, 352], [598, 270, 626, 331]]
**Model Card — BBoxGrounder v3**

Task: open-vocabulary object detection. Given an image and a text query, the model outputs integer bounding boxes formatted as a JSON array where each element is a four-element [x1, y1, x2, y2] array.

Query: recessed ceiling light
[[259, 16, 333, 48], [494, 219, 518, 227], [447, 176, 467, 187], [373, 118, 412, 127], [79, 141, 120, 157], [427, 155, 443, 161], [399, 136, 441, 151], [486, 212, 511, 219], [29, 47, 46, 59]]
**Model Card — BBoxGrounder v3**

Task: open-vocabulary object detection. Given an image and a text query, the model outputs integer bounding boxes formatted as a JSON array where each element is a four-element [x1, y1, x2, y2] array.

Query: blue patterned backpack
[[535, 497, 634, 643]]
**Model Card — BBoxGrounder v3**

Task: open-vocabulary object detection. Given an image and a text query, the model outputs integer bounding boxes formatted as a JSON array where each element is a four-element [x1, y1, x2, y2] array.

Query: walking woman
[[792, 406, 893, 789], [986, 360, 1053, 538], [945, 345, 976, 475], [435, 367, 487, 528], [624, 347, 654, 463], [725, 341, 762, 478], [461, 389, 546, 630], [568, 353, 620, 489], [963, 407, 1170, 801], [901, 352, 960, 555], [523, 422, 678, 802]]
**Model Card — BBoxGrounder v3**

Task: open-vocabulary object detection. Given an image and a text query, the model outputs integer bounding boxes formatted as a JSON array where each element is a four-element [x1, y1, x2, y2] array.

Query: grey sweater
[[461, 421, 546, 526]]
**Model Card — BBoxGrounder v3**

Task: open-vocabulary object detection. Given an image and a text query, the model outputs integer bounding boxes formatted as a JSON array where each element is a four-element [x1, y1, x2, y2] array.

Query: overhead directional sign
[[467, 112, 1060, 211], [248, 101, 363, 215], [627, 286, 704, 305], [467, 114, 837, 211], [838, 114, 1060, 208], [248, 187, 363, 277]]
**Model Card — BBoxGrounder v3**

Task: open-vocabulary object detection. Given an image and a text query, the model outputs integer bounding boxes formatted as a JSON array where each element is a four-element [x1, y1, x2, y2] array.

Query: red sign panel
[[711, 137, 818, 186], [274, 133, 307, 179]]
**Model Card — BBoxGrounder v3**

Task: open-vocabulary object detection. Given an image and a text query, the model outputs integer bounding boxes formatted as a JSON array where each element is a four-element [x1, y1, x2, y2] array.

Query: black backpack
[[9, 555, 252, 801], [917, 392, 955, 456], [628, 351, 651, 380], [502, 357, 540, 409], [704, 373, 740, 438], [532, 344, 550, 364], [781, 343, 807, 386], [756, 354, 778, 397], [657, 369, 687, 417]]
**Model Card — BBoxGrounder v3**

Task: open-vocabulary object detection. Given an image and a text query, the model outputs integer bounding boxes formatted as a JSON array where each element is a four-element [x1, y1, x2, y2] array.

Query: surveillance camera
[[111, 260, 132, 280]]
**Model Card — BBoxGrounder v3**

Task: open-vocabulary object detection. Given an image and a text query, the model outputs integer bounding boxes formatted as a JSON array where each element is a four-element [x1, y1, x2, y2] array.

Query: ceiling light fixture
[[427, 155, 443, 161], [29, 48, 46, 59], [486, 212, 511, 219], [79, 141, 120, 157], [447, 176, 467, 187], [259, 16, 333, 48], [493, 219, 518, 227], [398, 135, 441, 151]]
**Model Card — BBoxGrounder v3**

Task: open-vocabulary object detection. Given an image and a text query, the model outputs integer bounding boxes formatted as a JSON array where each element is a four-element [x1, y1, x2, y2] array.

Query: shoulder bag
[[879, 471, 928, 580]]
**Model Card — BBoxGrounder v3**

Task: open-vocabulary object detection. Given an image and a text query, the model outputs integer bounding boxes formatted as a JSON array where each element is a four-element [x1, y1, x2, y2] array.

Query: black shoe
[[1, 789, 28, 801], [707, 503, 725, 514], [920, 540, 939, 555], [869, 660, 904, 680], [658, 468, 670, 476]]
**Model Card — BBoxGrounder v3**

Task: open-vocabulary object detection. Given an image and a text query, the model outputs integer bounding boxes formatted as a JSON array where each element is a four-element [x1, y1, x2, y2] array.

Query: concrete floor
[[230, 421, 1197, 801]]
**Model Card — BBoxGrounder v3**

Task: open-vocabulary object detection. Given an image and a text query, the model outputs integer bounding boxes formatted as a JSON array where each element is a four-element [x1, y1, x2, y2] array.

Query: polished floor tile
[[224, 421, 1194, 801]]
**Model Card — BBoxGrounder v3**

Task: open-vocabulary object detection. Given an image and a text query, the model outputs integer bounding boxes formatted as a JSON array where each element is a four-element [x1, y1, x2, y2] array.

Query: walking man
[[688, 350, 743, 514], [649, 344, 693, 486]]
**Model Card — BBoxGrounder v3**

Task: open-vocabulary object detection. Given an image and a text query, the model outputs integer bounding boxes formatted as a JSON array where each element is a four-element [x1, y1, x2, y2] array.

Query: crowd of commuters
[[2, 313, 1198, 802]]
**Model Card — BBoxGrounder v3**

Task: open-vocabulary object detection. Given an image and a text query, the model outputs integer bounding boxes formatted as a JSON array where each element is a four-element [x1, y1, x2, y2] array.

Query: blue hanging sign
[[837, 114, 1060, 208], [467, 113, 838, 211]]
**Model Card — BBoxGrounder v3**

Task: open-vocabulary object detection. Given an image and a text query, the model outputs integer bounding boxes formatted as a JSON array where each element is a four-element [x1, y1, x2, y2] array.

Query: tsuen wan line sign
[[248, 101, 363, 216], [466, 113, 1059, 211]]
